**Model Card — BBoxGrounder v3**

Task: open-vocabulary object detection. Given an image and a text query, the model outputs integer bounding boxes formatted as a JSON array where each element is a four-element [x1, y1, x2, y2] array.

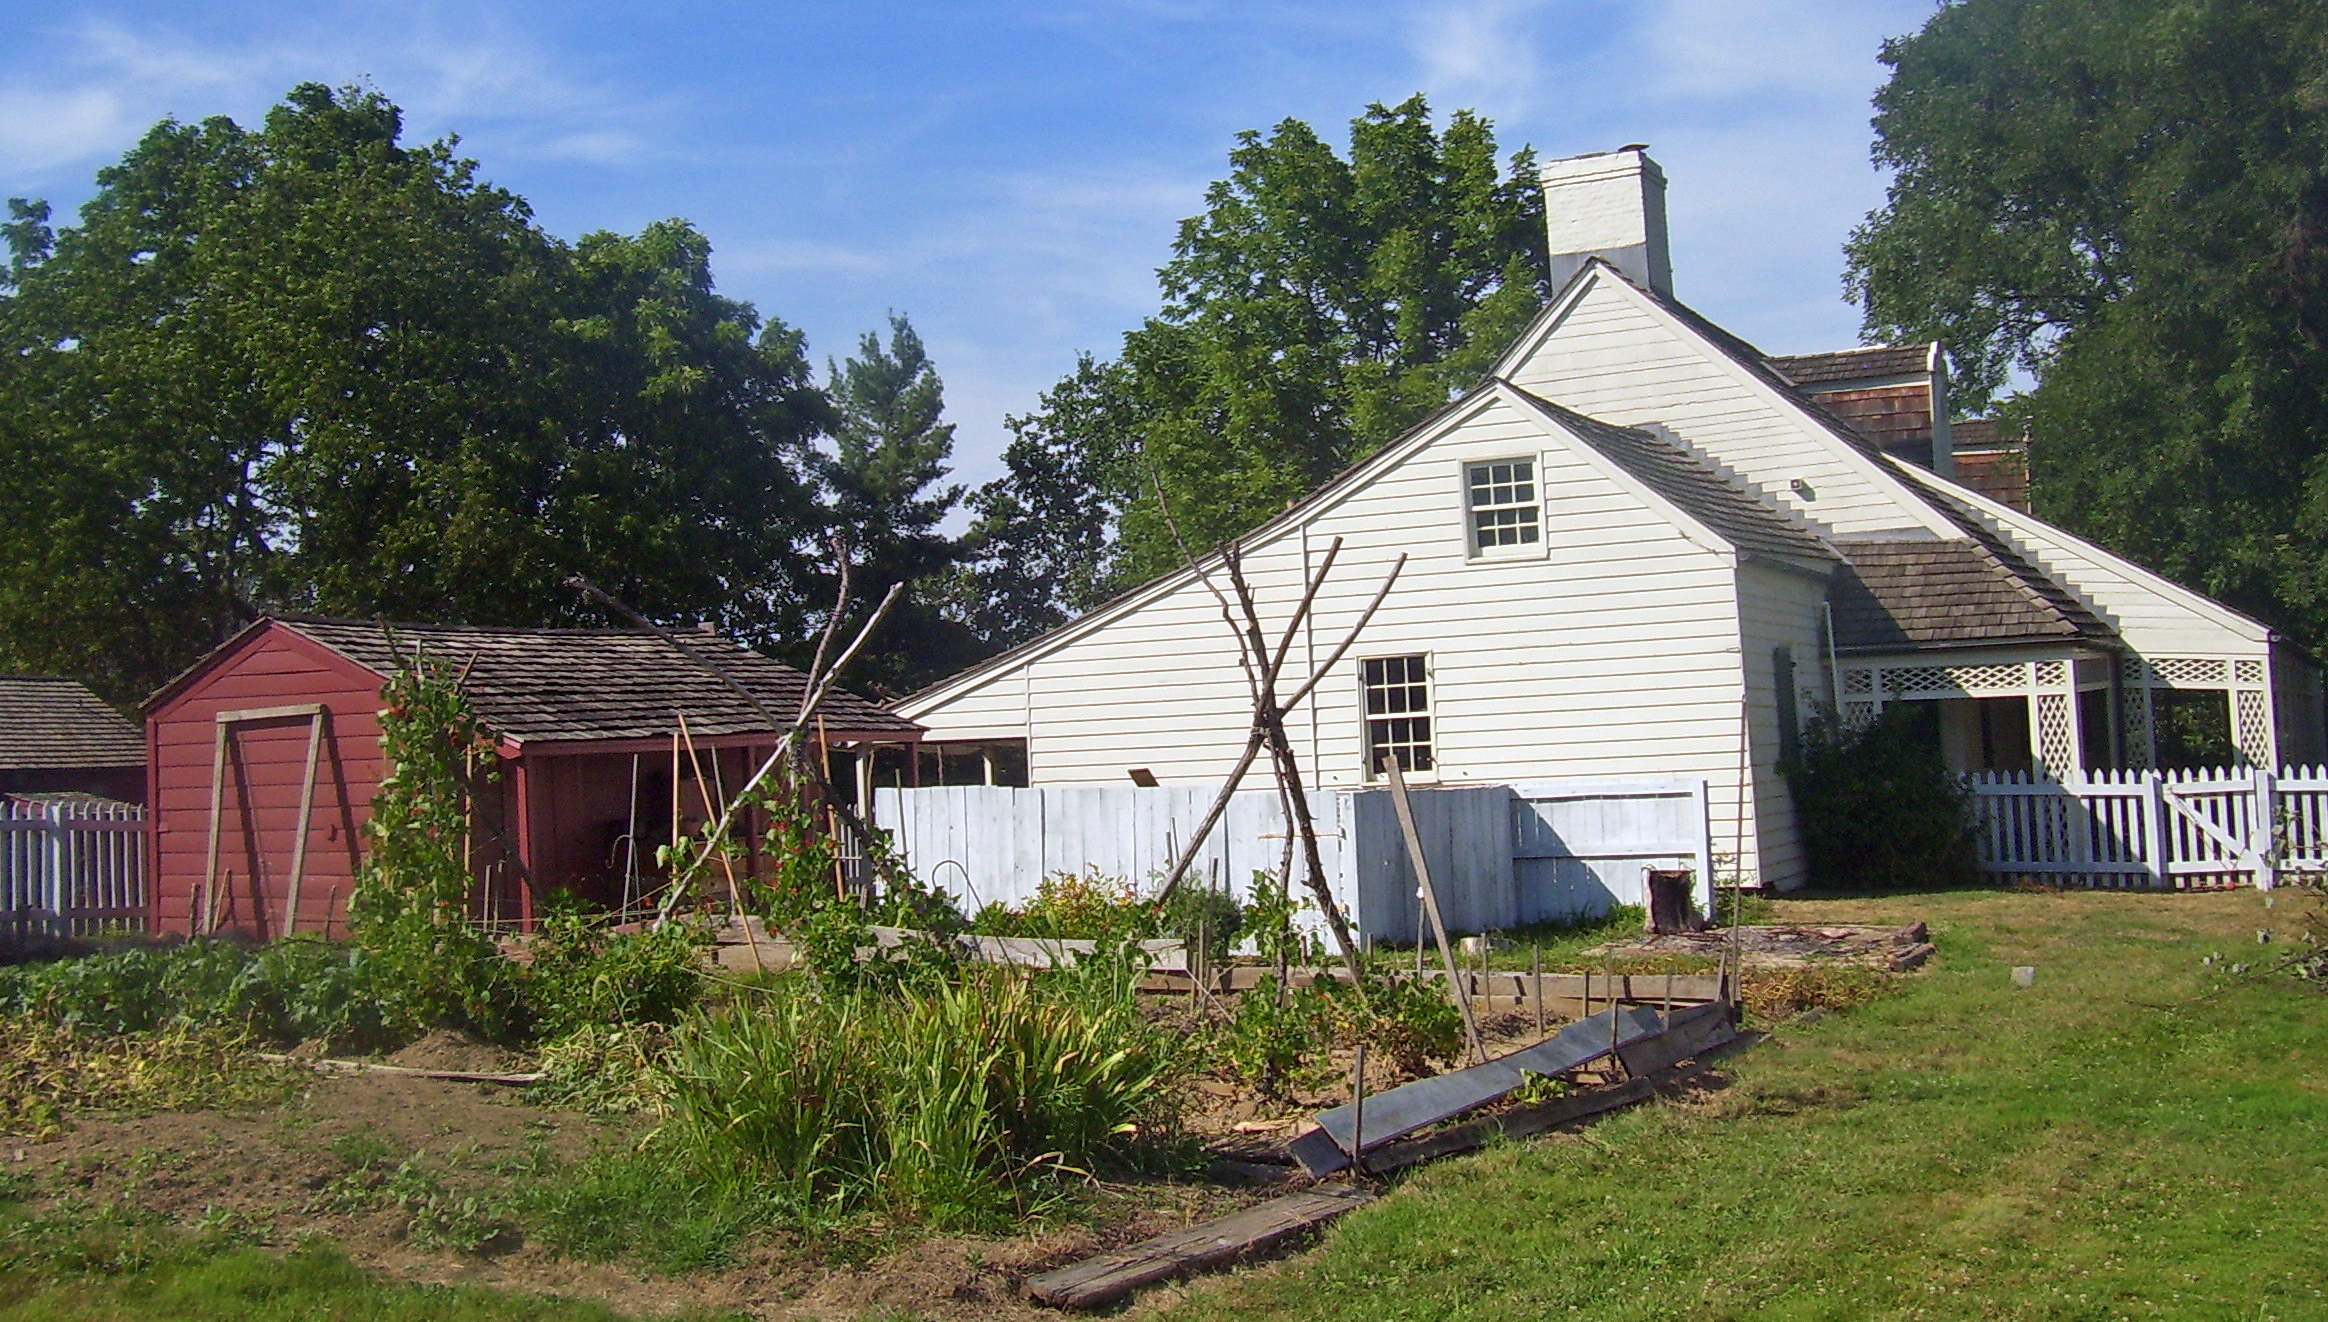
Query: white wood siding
[[1733, 562, 1832, 889], [1504, 275, 1943, 540], [905, 392, 1784, 885]]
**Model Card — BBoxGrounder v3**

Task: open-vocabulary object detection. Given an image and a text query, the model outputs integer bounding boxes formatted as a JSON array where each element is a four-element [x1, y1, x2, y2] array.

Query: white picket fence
[[0, 798, 147, 935], [1966, 765, 2328, 889]]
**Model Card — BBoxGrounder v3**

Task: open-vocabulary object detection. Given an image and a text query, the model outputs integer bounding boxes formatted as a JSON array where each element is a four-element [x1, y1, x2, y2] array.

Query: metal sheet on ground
[[1289, 1004, 1665, 1176]]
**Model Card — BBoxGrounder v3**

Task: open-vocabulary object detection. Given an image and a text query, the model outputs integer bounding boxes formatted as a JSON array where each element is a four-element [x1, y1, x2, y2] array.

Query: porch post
[[2141, 772, 2168, 887]]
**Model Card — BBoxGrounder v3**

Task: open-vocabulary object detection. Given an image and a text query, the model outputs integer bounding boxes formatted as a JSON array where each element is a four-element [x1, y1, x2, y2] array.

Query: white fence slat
[[0, 799, 147, 936]]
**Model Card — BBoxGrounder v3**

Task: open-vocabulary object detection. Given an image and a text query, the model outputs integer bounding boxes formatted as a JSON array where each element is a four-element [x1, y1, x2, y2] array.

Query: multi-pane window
[[1466, 459, 1540, 553], [1361, 655, 1433, 774]]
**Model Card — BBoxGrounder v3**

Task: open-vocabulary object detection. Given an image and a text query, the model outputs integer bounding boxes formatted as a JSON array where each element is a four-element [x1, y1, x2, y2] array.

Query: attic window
[[1466, 459, 1540, 555], [1361, 654, 1433, 775]]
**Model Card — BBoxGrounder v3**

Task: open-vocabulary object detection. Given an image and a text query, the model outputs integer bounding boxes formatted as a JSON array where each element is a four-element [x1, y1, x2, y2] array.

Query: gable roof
[[1768, 345, 1932, 387], [0, 677, 143, 770], [271, 618, 921, 746], [1503, 387, 1832, 565]]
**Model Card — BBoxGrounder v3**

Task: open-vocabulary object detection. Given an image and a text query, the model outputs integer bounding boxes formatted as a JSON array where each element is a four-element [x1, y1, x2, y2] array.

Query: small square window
[[1466, 459, 1541, 554], [1361, 654, 1433, 774]]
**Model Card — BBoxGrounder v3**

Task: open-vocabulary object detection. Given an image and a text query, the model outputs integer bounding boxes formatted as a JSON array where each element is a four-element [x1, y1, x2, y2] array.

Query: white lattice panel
[[1841, 701, 1877, 725], [2121, 656, 2147, 684], [1952, 664, 2027, 693], [1884, 667, 1951, 695], [2237, 689, 2272, 765], [2122, 686, 2155, 769], [2236, 658, 2266, 686], [2034, 660, 2069, 688], [2036, 691, 2076, 769], [1842, 669, 1875, 696], [2149, 657, 2230, 687]]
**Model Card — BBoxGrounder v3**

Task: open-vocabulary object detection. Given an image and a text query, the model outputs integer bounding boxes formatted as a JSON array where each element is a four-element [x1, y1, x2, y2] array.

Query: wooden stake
[[1386, 760, 1485, 1064], [1532, 944, 1545, 1037], [1348, 1042, 1369, 1175]]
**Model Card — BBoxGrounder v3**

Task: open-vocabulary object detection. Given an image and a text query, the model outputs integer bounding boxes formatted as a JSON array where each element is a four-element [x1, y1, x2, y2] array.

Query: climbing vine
[[348, 648, 517, 1038]]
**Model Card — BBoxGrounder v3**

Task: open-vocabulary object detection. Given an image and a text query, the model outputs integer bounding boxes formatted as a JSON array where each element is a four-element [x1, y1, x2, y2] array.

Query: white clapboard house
[[884, 148, 2323, 930]]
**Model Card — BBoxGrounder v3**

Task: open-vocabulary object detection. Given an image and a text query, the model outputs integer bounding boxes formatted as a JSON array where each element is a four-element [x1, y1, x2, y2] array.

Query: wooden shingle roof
[[1509, 388, 1832, 564], [0, 677, 144, 770], [1829, 536, 2114, 652], [1767, 345, 1932, 387], [278, 618, 922, 746]]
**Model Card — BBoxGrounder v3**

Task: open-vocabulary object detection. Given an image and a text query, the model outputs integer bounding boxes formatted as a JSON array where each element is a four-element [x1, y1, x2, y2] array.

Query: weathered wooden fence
[[1966, 765, 2328, 888], [871, 778, 1711, 942], [0, 798, 147, 935]]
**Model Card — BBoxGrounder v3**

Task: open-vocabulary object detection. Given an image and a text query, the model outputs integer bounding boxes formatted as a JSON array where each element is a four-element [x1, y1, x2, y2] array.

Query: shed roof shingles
[[278, 619, 921, 745], [0, 677, 144, 770]]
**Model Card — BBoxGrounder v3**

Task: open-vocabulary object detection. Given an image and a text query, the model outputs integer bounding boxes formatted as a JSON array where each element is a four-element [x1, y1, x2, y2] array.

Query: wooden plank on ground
[[1025, 1183, 1375, 1310]]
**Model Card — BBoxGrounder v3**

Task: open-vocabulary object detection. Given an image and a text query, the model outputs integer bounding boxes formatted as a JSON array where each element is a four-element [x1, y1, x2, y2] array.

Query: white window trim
[[1358, 652, 1437, 782], [1460, 454, 1549, 563]]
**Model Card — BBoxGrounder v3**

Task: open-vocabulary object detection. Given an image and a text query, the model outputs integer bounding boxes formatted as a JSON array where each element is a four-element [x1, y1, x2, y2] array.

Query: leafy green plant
[[652, 961, 1180, 1230], [348, 647, 520, 1040], [1218, 976, 1332, 1100], [1318, 973, 1461, 1078], [1782, 705, 1981, 890], [521, 898, 704, 1039]]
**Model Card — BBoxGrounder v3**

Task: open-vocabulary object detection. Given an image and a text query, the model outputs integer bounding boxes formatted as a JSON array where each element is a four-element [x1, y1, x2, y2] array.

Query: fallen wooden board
[[1363, 1029, 1760, 1176], [1288, 1004, 1665, 1176], [256, 1053, 543, 1085], [1025, 1183, 1374, 1310]]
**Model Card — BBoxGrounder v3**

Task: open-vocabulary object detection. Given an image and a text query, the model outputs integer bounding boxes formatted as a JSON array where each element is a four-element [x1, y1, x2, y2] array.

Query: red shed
[[143, 617, 923, 938]]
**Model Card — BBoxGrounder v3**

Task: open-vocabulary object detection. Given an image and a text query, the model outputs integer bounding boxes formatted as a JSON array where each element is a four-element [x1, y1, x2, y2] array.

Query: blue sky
[[0, 0, 1939, 488]]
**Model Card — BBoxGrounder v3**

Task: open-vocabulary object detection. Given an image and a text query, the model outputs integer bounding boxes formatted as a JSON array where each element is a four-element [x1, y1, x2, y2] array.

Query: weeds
[[312, 1152, 510, 1255], [1740, 964, 1890, 1022]]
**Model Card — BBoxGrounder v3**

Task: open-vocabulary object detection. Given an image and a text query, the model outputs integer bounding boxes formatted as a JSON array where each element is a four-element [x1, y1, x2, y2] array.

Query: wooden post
[[1533, 944, 1544, 1037], [1348, 1043, 1368, 1175], [199, 722, 229, 935], [1386, 760, 1485, 1064], [2254, 766, 2280, 890], [282, 710, 326, 938], [2142, 771, 2169, 887]]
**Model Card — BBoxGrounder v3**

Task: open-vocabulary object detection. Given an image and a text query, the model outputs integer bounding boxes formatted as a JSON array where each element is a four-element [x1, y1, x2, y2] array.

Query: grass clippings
[[0, 1024, 297, 1139]]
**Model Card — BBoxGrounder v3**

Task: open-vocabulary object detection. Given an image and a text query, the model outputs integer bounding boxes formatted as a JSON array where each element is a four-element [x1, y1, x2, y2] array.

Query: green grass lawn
[[1167, 887, 2328, 1322]]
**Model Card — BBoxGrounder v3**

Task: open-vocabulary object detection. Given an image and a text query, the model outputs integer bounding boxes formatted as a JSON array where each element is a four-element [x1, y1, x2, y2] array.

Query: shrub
[[521, 901, 705, 1039], [1782, 705, 1981, 890]]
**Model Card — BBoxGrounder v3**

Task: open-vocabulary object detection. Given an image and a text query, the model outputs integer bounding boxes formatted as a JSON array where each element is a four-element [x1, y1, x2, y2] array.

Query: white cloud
[[1408, 0, 1552, 119], [0, 11, 684, 191]]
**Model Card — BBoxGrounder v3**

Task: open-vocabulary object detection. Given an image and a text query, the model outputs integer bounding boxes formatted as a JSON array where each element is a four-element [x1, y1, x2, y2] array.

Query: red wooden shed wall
[[147, 625, 385, 937]]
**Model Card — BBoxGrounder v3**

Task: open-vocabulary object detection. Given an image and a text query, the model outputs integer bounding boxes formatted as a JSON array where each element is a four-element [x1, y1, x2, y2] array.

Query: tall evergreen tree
[[1845, 0, 2328, 651], [958, 95, 1549, 644], [820, 313, 977, 692]]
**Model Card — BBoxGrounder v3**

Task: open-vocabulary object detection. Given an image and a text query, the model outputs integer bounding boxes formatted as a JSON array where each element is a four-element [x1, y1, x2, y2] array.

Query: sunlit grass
[[1168, 887, 2328, 1321]]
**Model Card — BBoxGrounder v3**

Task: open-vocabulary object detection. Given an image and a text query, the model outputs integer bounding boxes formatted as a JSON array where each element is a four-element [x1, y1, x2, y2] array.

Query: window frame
[[1358, 652, 1435, 780], [1460, 454, 1547, 562]]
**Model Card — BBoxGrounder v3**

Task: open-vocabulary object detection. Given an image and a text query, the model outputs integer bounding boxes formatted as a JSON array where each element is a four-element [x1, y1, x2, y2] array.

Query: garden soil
[[9, 1064, 1271, 1320]]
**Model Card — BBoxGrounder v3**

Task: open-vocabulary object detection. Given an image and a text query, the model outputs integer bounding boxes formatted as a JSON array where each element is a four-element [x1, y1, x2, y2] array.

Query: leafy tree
[[0, 83, 824, 702], [961, 95, 1548, 636], [946, 355, 1136, 649], [1845, 0, 2328, 651], [817, 313, 976, 692]]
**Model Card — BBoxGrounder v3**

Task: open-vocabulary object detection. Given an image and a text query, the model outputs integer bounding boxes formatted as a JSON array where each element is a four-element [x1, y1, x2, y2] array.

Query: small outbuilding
[[143, 617, 923, 939], [0, 676, 145, 803]]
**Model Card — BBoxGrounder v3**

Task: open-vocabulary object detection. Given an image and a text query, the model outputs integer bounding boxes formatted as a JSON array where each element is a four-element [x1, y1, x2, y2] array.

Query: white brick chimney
[[1540, 146, 1672, 296]]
